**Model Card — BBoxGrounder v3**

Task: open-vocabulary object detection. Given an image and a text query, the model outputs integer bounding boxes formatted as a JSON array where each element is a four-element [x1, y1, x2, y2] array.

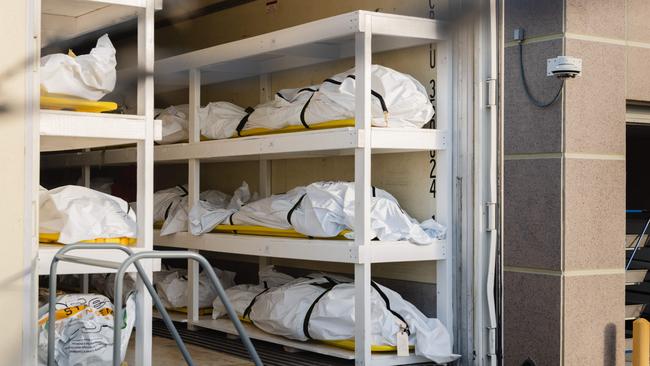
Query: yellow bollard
[[634, 318, 650, 366]]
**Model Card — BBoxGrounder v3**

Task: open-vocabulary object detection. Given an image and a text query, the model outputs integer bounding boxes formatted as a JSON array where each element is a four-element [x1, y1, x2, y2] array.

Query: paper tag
[[397, 330, 409, 357]]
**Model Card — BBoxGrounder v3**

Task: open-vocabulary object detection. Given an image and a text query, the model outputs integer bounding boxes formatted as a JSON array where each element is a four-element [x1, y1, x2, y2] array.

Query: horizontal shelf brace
[[153, 231, 446, 264], [41, 128, 448, 168], [55, 254, 123, 270]]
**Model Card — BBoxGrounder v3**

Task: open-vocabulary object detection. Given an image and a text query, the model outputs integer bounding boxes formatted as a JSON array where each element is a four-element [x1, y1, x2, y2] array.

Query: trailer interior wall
[[38, 0, 498, 362]]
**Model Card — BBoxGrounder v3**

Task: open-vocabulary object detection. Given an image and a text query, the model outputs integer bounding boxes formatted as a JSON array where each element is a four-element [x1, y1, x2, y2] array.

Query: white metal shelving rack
[[37, 10, 453, 366], [34, 0, 161, 365], [149, 11, 454, 366]]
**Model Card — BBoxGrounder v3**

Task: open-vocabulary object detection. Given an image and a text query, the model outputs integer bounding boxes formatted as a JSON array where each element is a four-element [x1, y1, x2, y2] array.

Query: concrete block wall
[[503, 0, 633, 364]]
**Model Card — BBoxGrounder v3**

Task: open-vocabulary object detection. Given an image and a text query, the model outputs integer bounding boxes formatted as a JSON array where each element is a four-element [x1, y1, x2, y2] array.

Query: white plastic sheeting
[[157, 105, 190, 144], [246, 65, 434, 130], [245, 84, 321, 131], [157, 102, 248, 143], [151, 182, 254, 236], [200, 102, 248, 140], [154, 266, 236, 308], [158, 65, 433, 141], [40, 34, 117, 101], [38, 293, 136, 366], [213, 267, 458, 363], [227, 181, 445, 244], [152, 185, 188, 224], [228, 186, 307, 230], [184, 182, 254, 235], [89, 265, 236, 310], [40, 185, 137, 244]]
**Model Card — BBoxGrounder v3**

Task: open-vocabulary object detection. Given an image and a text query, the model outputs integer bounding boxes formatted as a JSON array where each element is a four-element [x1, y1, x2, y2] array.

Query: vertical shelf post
[[81, 159, 90, 293], [258, 73, 272, 272], [353, 14, 372, 366], [135, 0, 155, 364], [25, 0, 41, 363], [435, 39, 454, 335], [187, 68, 202, 330]]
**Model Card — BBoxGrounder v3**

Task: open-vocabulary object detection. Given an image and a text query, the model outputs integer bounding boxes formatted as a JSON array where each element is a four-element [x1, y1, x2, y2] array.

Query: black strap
[[236, 107, 255, 137], [372, 186, 376, 198], [227, 213, 237, 234], [177, 185, 188, 196], [322, 78, 341, 85], [302, 277, 340, 339], [371, 281, 410, 335], [276, 91, 288, 101], [286, 193, 306, 226], [299, 92, 317, 129], [323, 75, 389, 114], [163, 201, 174, 220], [297, 87, 318, 94], [243, 287, 270, 321]]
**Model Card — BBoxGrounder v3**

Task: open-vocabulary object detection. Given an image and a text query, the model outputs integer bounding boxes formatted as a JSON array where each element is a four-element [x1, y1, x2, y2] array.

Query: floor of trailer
[[125, 335, 252, 366], [131, 320, 439, 366]]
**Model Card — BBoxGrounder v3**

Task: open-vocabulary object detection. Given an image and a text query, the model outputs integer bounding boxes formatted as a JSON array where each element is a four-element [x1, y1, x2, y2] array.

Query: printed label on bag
[[397, 330, 409, 357]]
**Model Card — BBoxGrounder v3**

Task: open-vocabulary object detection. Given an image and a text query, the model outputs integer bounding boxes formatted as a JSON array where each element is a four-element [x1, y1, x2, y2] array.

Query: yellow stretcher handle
[[238, 317, 408, 352], [235, 119, 355, 138], [39, 232, 136, 246], [40, 95, 118, 113], [212, 224, 350, 240]]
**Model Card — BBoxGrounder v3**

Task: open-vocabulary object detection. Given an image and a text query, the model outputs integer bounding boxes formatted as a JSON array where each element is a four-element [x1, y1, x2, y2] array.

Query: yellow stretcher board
[[212, 224, 350, 239], [154, 222, 350, 239], [238, 317, 408, 352], [163, 307, 213, 316], [157, 119, 357, 144], [234, 118, 355, 138], [39, 232, 136, 246], [41, 95, 118, 113]]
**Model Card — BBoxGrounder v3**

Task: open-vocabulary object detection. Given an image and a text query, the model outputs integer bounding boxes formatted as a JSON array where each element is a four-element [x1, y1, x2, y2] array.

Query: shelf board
[[154, 127, 447, 163], [154, 11, 448, 89], [192, 317, 432, 365], [153, 230, 446, 264], [42, 0, 141, 46], [41, 127, 446, 167], [40, 110, 162, 152], [38, 243, 160, 275]]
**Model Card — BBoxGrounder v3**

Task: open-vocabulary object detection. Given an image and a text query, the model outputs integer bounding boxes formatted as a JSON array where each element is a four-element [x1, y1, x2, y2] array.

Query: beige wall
[[0, 1, 29, 365], [504, 0, 630, 364]]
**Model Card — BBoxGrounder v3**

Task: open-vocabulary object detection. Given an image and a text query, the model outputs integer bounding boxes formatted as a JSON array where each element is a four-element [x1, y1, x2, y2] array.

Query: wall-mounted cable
[[518, 41, 565, 108]]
